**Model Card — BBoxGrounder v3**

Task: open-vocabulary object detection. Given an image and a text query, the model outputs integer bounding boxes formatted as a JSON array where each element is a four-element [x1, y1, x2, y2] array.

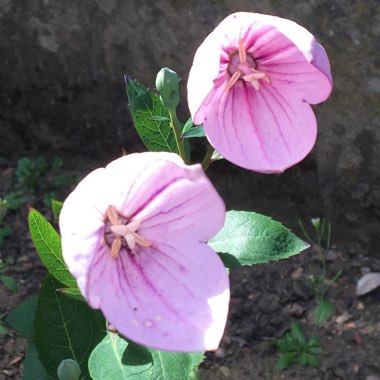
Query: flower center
[[104, 205, 151, 258], [225, 39, 271, 92]]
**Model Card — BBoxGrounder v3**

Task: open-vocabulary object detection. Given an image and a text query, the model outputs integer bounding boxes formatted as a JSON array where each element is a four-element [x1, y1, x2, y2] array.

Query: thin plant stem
[[298, 219, 313, 244], [169, 110, 188, 164], [201, 145, 214, 171]]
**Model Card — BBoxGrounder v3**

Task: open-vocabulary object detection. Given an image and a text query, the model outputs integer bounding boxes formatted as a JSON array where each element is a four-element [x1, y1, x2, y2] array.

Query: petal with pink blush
[[59, 152, 229, 352], [202, 79, 317, 172], [187, 12, 333, 173], [86, 242, 229, 352]]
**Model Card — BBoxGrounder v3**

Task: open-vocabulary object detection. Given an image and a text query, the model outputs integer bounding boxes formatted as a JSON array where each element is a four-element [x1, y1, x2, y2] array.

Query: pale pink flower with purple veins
[[188, 12, 333, 173], [59, 152, 229, 352]]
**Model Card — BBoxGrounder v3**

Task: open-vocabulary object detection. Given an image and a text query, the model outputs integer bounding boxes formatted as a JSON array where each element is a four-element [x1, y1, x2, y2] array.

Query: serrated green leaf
[[315, 299, 334, 323], [290, 322, 306, 346], [5, 296, 38, 337], [181, 125, 205, 139], [1, 274, 18, 293], [28, 208, 77, 288], [57, 287, 85, 302], [23, 340, 51, 380], [209, 211, 309, 268], [275, 352, 295, 371], [149, 349, 204, 380], [34, 273, 106, 379], [126, 79, 178, 153], [52, 199, 64, 222], [88, 333, 153, 380]]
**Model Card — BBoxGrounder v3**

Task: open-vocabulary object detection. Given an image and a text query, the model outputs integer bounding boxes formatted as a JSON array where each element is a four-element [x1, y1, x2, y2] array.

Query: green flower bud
[[155, 67, 180, 111], [57, 359, 82, 380], [310, 217, 320, 230]]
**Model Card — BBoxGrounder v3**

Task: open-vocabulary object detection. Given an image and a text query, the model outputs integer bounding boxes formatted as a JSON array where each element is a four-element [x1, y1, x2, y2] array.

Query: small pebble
[[219, 365, 231, 377], [291, 267, 303, 280], [356, 302, 365, 310], [336, 312, 352, 324]]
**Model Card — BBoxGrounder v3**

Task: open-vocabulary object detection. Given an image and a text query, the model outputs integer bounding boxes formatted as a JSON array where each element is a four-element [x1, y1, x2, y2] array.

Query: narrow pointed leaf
[[181, 125, 206, 139], [315, 299, 334, 323], [290, 322, 306, 345], [34, 273, 106, 379], [1, 275, 18, 293], [126, 79, 178, 153], [28, 208, 77, 288], [181, 117, 195, 135], [88, 333, 152, 380], [52, 199, 64, 222], [209, 210, 309, 268]]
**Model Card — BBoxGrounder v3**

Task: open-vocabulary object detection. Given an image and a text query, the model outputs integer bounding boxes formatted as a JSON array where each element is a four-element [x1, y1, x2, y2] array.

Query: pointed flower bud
[[57, 359, 82, 380], [155, 67, 180, 111]]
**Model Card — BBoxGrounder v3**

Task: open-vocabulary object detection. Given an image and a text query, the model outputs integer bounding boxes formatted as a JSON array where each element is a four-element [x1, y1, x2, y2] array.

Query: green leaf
[[315, 299, 334, 323], [0, 322, 8, 334], [28, 208, 77, 288], [209, 210, 309, 268], [57, 287, 85, 302], [298, 351, 308, 365], [290, 322, 306, 346], [126, 79, 178, 153], [181, 125, 205, 139], [88, 333, 153, 380], [1, 274, 18, 293], [306, 353, 320, 368], [307, 345, 323, 355], [181, 118, 194, 135], [0, 226, 12, 238], [275, 352, 295, 371], [149, 349, 204, 380], [151, 116, 170, 122], [34, 273, 106, 379], [5, 296, 38, 337], [23, 340, 51, 380], [306, 335, 320, 348], [52, 200, 64, 222]]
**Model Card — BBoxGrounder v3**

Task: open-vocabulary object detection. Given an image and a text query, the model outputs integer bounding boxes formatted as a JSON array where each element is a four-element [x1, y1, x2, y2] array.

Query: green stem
[[201, 145, 214, 171], [169, 110, 188, 164]]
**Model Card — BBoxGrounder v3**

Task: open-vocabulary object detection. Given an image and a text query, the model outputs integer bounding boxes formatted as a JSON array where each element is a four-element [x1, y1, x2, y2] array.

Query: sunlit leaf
[[209, 210, 309, 268]]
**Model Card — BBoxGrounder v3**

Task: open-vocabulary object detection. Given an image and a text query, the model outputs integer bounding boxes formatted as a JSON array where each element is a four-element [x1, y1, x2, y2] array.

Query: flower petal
[[60, 153, 221, 294], [188, 13, 332, 125], [105, 155, 225, 242], [244, 16, 332, 104], [201, 78, 317, 173], [59, 168, 108, 295], [86, 242, 230, 352]]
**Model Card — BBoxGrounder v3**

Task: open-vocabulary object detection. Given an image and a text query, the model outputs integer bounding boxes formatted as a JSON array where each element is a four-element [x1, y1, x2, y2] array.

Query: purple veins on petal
[[59, 152, 229, 352], [187, 12, 333, 173]]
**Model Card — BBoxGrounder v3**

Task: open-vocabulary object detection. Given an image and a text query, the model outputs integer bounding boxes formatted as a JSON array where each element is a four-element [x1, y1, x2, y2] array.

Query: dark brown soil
[[0, 161, 379, 380]]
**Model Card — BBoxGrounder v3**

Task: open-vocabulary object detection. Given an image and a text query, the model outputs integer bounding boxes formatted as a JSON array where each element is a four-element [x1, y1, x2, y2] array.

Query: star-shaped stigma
[[106, 205, 151, 258], [225, 38, 271, 92]]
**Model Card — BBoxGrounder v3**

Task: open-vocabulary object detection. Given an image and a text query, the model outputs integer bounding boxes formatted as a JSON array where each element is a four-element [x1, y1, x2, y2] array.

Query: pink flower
[[188, 12, 333, 173], [59, 152, 229, 352]]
